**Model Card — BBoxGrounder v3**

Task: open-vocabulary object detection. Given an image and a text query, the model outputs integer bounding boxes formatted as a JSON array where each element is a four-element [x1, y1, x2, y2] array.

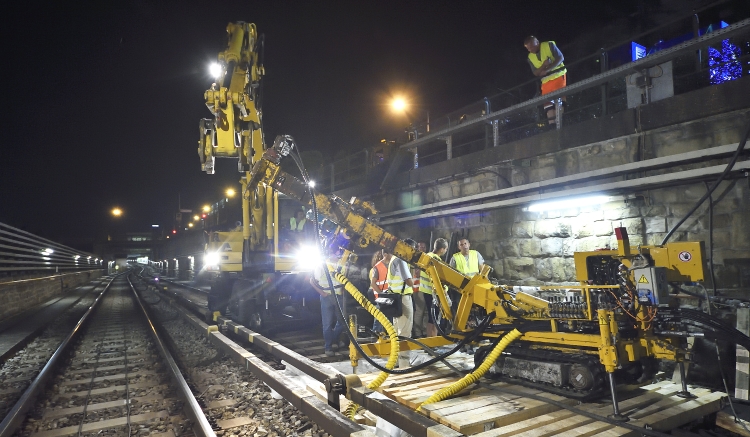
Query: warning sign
[[638, 275, 649, 284], [678, 251, 692, 262]]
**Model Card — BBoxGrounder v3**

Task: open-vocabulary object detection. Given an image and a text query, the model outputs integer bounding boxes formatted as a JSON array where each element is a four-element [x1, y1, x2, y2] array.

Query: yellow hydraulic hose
[[417, 328, 523, 412], [330, 269, 399, 419]]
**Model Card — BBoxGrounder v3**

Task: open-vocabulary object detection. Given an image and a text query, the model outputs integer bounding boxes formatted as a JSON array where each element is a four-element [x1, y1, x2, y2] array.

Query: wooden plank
[[716, 411, 750, 437], [444, 403, 522, 434], [593, 391, 725, 437], [472, 410, 576, 437], [421, 395, 505, 420], [30, 410, 168, 437]]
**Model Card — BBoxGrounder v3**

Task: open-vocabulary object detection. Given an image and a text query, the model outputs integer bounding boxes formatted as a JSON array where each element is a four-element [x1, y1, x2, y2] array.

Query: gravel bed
[[15, 284, 190, 437], [0, 292, 99, 419], [138, 284, 334, 437]]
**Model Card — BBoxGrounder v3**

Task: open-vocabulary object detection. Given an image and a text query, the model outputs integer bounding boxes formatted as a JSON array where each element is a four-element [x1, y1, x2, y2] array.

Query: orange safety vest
[[371, 260, 388, 298]]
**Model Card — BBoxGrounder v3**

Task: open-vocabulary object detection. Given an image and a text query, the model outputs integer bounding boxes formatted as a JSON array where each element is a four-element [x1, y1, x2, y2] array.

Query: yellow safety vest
[[528, 41, 567, 84], [387, 257, 412, 295], [452, 250, 480, 277], [290, 217, 306, 231], [419, 252, 442, 295]]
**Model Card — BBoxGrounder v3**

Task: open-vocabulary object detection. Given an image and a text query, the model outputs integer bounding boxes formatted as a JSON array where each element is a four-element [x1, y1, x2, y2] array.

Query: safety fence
[[321, 2, 750, 190], [0, 221, 101, 280], [318, 149, 371, 192]]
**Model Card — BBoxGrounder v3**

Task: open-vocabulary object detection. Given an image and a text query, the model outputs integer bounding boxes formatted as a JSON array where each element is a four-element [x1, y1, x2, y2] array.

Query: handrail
[[399, 17, 750, 150], [0, 221, 101, 275]]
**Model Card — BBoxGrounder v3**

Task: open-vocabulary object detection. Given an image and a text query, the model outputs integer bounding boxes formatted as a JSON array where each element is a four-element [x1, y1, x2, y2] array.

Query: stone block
[[550, 257, 572, 282], [479, 179, 497, 192], [436, 183, 453, 200], [642, 205, 667, 217], [645, 217, 666, 234], [649, 189, 681, 204], [530, 165, 557, 182], [494, 240, 520, 258], [505, 257, 535, 281], [592, 221, 614, 237], [512, 221, 535, 238], [684, 183, 709, 200], [534, 220, 572, 238], [619, 218, 644, 236], [462, 182, 481, 196], [575, 236, 611, 252], [603, 206, 641, 221], [490, 260, 504, 278], [519, 239, 542, 257], [732, 212, 750, 248], [535, 259, 553, 281], [540, 238, 564, 256], [666, 215, 701, 234], [572, 221, 592, 238]]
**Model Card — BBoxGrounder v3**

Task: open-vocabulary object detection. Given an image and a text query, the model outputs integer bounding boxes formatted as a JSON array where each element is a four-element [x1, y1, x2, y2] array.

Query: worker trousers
[[393, 294, 413, 368], [412, 291, 427, 338]]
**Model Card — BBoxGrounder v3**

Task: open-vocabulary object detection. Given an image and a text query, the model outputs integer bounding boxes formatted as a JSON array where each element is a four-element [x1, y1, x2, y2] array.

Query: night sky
[[1, 0, 681, 247]]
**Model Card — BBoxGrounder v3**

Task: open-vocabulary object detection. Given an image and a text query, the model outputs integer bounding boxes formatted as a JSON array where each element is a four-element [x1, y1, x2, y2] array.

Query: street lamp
[[390, 96, 429, 132], [202, 205, 211, 213], [111, 207, 123, 217], [226, 188, 236, 197]]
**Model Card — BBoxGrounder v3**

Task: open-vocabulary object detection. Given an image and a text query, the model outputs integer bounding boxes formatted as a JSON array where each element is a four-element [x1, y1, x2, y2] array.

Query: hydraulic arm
[[242, 134, 750, 418], [199, 22, 272, 256]]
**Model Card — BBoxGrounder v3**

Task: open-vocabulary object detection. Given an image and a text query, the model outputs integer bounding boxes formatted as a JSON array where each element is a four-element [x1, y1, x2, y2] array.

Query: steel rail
[[398, 18, 750, 151], [127, 275, 216, 437], [148, 282, 382, 437], [0, 273, 120, 437]]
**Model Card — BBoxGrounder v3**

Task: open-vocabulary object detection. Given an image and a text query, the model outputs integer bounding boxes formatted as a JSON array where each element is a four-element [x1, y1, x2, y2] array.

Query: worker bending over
[[524, 35, 567, 127]]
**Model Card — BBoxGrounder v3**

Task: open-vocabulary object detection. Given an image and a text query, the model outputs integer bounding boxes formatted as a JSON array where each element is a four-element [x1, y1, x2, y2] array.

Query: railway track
[[0, 273, 212, 437]]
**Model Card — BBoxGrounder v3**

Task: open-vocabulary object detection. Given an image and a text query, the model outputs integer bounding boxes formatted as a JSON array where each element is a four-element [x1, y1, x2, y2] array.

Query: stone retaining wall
[[377, 109, 750, 295], [0, 270, 104, 321]]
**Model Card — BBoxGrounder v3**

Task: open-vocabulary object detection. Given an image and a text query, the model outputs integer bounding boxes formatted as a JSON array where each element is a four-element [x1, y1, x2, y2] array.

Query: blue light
[[708, 39, 742, 84], [631, 42, 647, 61]]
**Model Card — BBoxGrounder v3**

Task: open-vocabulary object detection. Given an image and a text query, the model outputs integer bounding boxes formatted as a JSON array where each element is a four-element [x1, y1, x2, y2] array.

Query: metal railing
[[397, 14, 750, 165], [319, 148, 371, 191], [0, 221, 101, 278]]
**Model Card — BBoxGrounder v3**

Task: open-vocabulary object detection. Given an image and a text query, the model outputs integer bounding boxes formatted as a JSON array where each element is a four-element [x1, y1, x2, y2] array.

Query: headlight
[[294, 245, 322, 271], [204, 252, 220, 267]]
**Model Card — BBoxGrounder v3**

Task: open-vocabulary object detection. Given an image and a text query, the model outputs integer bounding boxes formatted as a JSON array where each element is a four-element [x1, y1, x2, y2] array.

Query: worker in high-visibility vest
[[368, 249, 391, 333], [524, 36, 566, 127], [419, 238, 448, 338], [450, 238, 485, 277], [289, 210, 307, 233], [387, 238, 417, 368], [310, 252, 347, 357]]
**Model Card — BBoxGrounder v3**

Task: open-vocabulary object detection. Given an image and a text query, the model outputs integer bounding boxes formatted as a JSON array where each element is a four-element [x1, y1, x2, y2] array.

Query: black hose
[[661, 120, 750, 245]]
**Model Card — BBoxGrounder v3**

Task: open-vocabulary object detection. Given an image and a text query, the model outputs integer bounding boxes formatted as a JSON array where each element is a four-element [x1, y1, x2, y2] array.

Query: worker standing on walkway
[[387, 238, 417, 368], [449, 238, 484, 277], [524, 36, 567, 127], [419, 238, 448, 338], [310, 252, 347, 357], [411, 241, 428, 338]]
